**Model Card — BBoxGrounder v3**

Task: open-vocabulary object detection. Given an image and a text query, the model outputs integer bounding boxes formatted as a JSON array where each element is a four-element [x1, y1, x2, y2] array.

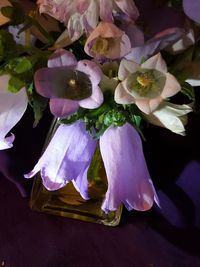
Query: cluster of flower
[[0, 0, 199, 213]]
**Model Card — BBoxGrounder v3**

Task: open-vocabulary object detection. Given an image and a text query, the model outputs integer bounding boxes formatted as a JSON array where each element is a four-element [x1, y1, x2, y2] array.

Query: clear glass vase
[[29, 120, 122, 226]]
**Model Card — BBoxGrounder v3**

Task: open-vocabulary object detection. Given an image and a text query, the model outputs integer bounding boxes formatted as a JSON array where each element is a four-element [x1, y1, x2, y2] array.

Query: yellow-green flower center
[[126, 69, 166, 99], [91, 37, 115, 56], [136, 74, 153, 87]]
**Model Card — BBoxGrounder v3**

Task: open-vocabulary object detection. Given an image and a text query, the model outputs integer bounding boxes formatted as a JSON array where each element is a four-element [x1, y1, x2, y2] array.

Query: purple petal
[[49, 98, 79, 117], [100, 123, 157, 212], [100, 0, 113, 22], [79, 85, 103, 109], [25, 122, 97, 193], [72, 167, 90, 200], [115, 0, 139, 21], [48, 49, 77, 68], [126, 28, 184, 63], [183, 0, 200, 23], [76, 60, 103, 85], [0, 75, 28, 150]]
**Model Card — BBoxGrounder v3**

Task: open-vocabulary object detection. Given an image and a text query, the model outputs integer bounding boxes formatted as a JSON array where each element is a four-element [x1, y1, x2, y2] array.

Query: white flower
[[0, 75, 28, 149], [145, 102, 192, 135]]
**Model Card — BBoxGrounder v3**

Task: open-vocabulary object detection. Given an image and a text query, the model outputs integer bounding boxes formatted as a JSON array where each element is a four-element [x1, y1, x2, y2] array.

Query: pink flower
[[115, 53, 181, 114], [84, 22, 131, 60], [37, 0, 139, 46]]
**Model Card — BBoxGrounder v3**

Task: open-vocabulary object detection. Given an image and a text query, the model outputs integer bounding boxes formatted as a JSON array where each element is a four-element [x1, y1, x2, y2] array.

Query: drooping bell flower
[[115, 53, 181, 114], [100, 123, 158, 212], [25, 121, 97, 199], [25, 120, 158, 212], [144, 102, 192, 136], [0, 75, 28, 150], [84, 22, 131, 60], [34, 48, 103, 117], [183, 0, 200, 23]]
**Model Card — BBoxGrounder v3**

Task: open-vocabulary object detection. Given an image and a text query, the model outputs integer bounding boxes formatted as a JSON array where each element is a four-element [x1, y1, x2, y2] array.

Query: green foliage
[[8, 76, 24, 92], [60, 91, 143, 139], [181, 82, 195, 101]]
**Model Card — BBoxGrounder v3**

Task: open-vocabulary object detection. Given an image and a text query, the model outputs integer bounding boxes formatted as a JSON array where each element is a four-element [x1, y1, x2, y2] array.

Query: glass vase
[[29, 120, 122, 226]]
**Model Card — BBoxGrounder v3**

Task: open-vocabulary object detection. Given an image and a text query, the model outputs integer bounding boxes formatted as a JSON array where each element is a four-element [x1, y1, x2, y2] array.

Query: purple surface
[[1, 99, 200, 266]]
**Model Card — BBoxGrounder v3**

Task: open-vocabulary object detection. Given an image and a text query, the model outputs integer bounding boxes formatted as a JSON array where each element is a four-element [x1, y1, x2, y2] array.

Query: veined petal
[[141, 53, 167, 73], [25, 122, 97, 192], [114, 82, 135, 104], [49, 98, 79, 118], [100, 123, 157, 212], [135, 97, 162, 114], [100, 0, 113, 22], [0, 75, 28, 150], [118, 59, 140, 81], [145, 102, 192, 135], [161, 73, 181, 98], [48, 49, 77, 68]]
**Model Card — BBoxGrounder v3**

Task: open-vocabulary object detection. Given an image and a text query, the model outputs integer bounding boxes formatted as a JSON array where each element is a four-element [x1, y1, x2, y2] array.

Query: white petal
[[141, 53, 167, 73]]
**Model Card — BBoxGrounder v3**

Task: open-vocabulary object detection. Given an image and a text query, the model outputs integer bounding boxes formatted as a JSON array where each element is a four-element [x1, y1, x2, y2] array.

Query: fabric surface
[[1, 96, 200, 266]]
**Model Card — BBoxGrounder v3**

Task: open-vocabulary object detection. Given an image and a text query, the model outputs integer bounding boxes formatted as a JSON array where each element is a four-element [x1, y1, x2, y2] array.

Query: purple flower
[[34, 48, 103, 117], [100, 123, 158, 212], [25, 120, 158, 212], [25, 121, 97, 199], [0, 75, 28, 150], [183, 0, 200, 23]]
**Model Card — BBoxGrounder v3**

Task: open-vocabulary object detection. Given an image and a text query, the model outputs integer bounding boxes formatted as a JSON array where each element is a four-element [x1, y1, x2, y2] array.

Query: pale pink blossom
[[115, 53, 181, 114], [84, 22, 131, 60]]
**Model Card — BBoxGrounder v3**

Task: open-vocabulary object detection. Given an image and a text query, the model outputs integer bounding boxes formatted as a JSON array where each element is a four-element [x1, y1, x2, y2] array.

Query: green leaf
[[8, 76, 24, 92], [181, 82, 195, 101], [14, 58, 32, 74], [32, 93, 48, 127]]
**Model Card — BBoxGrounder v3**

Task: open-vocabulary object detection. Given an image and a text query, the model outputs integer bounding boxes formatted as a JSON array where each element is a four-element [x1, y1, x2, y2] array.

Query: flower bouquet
[[0, 0, 199, 225]]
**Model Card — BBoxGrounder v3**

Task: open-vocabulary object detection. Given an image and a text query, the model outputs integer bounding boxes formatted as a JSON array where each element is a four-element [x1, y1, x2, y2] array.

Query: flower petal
[[135, 97, 162, 114], [0, 75, 28, 150], [49, 98, 79, 118], [48, 49, 77, 68], [114, 82, 135, 104], [114, 0, 139, 20], [76, 60, 103, 85], [145, 102, 192, 135], [25, 122, 97, 192], [100, 0, 113, 22], [183, 0, 200, 23], [141, 53, 167, 73], [79, 85, 103, 109], [118, 59, 140, 81], [100, 123, 157, 212], [161, 73, 181, 98]]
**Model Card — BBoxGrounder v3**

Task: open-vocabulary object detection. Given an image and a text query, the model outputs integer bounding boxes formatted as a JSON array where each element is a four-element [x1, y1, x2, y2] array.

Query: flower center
[[91, 37, 115, 56], [136, 74, 153, 87], [126, 69, 166, 99]]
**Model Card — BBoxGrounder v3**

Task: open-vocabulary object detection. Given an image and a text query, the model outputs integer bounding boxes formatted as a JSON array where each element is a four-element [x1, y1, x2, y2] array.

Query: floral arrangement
[[0, 0, 199, 214]]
